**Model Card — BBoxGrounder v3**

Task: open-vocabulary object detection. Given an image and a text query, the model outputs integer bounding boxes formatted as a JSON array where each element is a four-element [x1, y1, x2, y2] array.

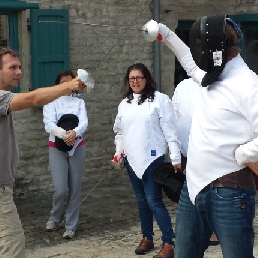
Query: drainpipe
[[152, 0, 161, 91]]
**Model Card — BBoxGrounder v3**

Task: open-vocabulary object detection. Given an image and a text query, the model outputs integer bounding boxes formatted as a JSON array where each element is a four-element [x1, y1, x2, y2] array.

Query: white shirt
[[113, 91, 181, 179], [180, 54, 258, 203], [43, 95, 88, 155], [172, 78, 201, 157]]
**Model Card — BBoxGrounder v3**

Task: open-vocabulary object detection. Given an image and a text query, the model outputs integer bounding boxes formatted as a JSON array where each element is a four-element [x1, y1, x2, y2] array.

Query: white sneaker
[[46, 218, 56, 231], [63, 230, 75, 239]]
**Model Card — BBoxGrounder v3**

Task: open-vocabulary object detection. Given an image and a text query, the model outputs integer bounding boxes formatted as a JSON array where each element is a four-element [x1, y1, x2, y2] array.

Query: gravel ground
[[14, 170, 258, 258]]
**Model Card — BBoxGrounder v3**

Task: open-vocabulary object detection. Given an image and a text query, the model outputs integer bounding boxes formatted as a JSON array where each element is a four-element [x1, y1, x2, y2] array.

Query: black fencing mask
[[55, 114, 79, 152], [152, 162, 186, 203], [189, 15, 232, 87]]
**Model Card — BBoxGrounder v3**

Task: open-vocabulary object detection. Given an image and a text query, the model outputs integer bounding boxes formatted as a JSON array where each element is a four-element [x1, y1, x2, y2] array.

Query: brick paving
[[14, 176, 258, 258]]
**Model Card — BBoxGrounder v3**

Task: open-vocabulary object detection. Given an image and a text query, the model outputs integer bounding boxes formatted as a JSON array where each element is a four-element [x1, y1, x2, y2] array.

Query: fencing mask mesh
[[189, 15, 228, 87]]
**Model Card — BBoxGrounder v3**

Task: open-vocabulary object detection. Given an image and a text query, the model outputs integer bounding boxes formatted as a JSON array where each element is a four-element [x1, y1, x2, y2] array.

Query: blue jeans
[[175, 181, 256, 258], [126, 155, 175, 245]]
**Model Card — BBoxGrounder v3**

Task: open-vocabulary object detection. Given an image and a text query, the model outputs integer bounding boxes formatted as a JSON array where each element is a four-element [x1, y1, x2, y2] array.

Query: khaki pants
[[0, 184, 25, 258]]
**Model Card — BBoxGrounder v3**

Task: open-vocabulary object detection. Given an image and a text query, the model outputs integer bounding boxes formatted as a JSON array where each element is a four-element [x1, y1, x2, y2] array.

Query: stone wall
[[13, 0, 257, 197]]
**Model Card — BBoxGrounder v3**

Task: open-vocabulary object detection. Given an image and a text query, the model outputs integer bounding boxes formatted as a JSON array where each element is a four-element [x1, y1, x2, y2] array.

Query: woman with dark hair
[[112, 63, 181, 258], [54, 70, 75, 85], [43, 70, 88, 239]]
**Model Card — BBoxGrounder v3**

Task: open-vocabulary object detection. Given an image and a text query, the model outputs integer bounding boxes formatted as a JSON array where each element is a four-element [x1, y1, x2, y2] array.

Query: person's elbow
[[9, 93, 37, 111]]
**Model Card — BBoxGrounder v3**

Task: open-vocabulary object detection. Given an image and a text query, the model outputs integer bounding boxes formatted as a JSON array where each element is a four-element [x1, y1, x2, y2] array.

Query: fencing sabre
[[39, 20, 146, 32], [43, 0, 154, 231], [53, 165, 115, 232], [38, 15, 143, 91], [38, 1, 157, 72], [50, 7, 151, 233], [54, 155, 128, 231], [38, 20, 159, 50]]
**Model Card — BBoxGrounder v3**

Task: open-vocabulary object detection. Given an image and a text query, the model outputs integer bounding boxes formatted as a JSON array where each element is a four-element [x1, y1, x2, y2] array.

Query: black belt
[[201, 180, 242, 192], [201, 181, 227, 192]]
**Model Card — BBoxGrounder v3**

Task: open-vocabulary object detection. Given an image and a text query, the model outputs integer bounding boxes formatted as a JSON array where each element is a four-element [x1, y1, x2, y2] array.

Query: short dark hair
[[226, 22, 241, 60], [0, 48, 19, 69], [55, 70, 75, 85], [123, 63, 157, 105]]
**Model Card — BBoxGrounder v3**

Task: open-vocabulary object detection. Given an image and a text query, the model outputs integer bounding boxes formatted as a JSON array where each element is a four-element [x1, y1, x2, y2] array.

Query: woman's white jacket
[[113, 91, 181, 179]]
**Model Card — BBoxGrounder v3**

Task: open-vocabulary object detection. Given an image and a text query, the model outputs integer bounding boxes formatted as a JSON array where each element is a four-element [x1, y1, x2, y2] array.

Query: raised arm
[[142, 20, 206, 85], [9, 77, 85, 112], [158, 23, 206, 85]]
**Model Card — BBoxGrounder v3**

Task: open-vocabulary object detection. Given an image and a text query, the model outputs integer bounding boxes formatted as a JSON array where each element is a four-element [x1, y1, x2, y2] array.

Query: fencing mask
[[152, 162, 186, 203], [55, 114, 79, 152], [189, 15, 242, 87]]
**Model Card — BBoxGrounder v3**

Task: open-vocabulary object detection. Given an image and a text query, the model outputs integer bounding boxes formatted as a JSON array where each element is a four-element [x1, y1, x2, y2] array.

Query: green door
[[30, 9, 69, 89]]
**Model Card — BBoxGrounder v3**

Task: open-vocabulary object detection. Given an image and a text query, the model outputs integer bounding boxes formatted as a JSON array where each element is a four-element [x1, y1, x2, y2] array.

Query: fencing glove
[[109, 140, 125, 170]]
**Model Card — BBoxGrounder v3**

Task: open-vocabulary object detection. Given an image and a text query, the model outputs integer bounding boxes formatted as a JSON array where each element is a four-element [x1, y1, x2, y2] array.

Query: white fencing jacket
[[180, 54, 258, 203], [113, 91, 181, 179], [43, 95, 88, 155], [172, 78, 201, 157]]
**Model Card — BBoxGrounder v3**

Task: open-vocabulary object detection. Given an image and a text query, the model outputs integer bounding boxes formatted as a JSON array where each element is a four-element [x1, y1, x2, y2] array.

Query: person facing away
[[0, 48, 85, 258], [172, 78, 201, 170], [43, 70, 88, 239], [112, 63, 181, 258], [149, 15, 258, 258], [172, 78, 219, 246]]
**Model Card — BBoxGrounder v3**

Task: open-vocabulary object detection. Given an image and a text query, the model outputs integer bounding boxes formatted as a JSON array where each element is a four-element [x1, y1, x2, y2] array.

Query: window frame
[[0, 0, 39, 92]]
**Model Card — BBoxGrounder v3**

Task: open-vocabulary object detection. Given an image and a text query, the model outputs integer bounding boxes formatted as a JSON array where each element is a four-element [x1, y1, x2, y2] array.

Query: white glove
[[77, 69, 95, 93], [141, 19, 160, 42], [235, 146, 258, 175], [115, 139, 123, 154], [157, 23, 189, 60], [50, 126, 66, 139], [234, 147, 247, 165], [141, 20, 189, 60], [235, 138, 258, 165], [109, 140, 124, 170]]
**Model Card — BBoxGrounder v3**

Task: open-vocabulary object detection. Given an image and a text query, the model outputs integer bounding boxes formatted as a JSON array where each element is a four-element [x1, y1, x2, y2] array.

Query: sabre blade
[[39, 20, 146, 32]]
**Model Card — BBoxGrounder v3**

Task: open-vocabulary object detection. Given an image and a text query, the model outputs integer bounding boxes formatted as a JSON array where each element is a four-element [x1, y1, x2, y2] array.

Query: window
[[0, 0, 39, 92]]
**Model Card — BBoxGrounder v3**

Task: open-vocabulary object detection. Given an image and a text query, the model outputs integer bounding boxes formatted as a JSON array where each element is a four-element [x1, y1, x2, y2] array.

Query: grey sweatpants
[[49, 145, 86, 230]]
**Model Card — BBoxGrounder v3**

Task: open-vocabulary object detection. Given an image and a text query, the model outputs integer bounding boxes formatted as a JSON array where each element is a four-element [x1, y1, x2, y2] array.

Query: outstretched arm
[[158, 23, 206, 85], [9, 77, 85, 112]]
